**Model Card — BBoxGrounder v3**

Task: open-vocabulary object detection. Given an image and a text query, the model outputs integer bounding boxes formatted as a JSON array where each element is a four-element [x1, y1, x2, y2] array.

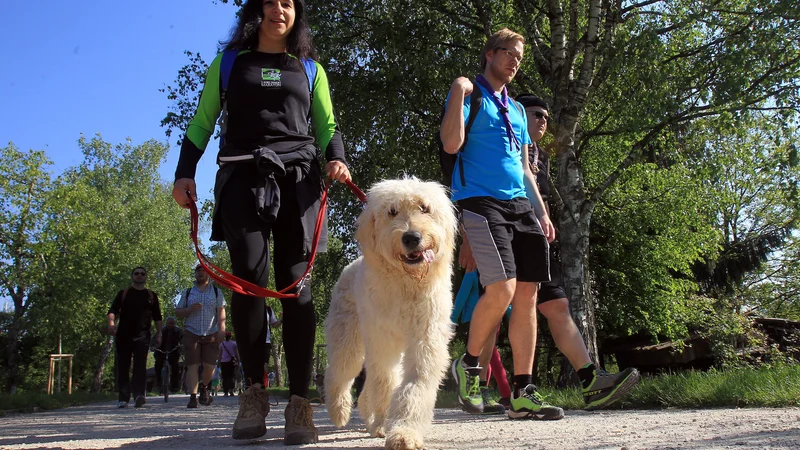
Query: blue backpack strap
[[301, 58, 317, 123], [220, 50, 238, 101], [301, 58, 317, 94], [218, 50, 238, 150]]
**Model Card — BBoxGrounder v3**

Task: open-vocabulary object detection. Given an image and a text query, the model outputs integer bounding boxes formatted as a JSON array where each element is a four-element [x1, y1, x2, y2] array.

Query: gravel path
[[1, 394, 798, 449]]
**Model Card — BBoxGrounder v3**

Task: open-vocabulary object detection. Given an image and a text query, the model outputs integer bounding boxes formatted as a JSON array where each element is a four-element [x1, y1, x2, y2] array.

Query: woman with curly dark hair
[[171, 0, 350, 444]]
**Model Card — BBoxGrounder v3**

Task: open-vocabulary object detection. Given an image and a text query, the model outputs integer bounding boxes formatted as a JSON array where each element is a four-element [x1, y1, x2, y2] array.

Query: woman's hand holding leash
[[325, 161, 351, 183], [172, 178, 197, 208]]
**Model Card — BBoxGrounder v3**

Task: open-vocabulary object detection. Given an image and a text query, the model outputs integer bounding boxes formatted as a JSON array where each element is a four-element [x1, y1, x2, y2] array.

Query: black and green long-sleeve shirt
[[175, 50, 346, 180]]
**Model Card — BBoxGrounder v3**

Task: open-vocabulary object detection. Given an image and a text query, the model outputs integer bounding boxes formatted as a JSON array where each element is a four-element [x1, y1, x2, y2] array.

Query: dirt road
[[1, 394, 798, 449]]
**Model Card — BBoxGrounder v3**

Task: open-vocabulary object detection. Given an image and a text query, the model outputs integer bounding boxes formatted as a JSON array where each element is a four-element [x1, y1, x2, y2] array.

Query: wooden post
[[68, 357, 73, 394], [47, 357, 55, 395], [46, 354, 74, 395]]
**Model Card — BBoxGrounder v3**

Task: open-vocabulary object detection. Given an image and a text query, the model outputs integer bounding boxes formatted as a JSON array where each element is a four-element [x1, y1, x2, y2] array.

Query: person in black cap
[[512, 93, 641, 410]]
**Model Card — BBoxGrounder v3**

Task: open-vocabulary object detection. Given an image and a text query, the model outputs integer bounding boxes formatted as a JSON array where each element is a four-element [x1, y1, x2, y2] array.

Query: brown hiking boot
[[231, 383, 269, 440], [284, 395, 318, 445]]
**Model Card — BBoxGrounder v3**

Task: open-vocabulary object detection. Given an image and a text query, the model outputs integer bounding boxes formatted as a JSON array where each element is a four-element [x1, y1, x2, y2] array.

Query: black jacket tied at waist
[[253, 148, 286, 224], [210, 145, 328, 254]]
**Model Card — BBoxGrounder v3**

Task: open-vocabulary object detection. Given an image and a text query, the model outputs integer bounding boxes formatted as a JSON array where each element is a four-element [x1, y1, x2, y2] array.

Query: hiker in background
[[107, 266, 162, 409], [176, 265, 226, 408], [219, 331, 241, 396]]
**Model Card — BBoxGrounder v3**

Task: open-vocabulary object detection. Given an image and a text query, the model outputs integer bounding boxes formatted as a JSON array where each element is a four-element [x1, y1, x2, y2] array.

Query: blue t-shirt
[[446, 83, 532, 201]]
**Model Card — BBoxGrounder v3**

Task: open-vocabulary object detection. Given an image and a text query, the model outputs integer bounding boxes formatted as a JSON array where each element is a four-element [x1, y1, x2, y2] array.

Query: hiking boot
[[232, 383, 270, 440], [284, 395, 318, 445], [134, 395, 146, 408], [451, 354, 483, 414], [480, 386, 506, 415], [187, 395, 198, 408], [498, 397, 510, 410], [508, 384, 564, 420], [583, 367, 640, 411], [117, 401, 128, 409], [199, 383, 213, 406]]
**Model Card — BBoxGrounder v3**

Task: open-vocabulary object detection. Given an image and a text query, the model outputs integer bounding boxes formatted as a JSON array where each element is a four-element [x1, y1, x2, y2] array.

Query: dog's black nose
[[402, 231, 422, 248]]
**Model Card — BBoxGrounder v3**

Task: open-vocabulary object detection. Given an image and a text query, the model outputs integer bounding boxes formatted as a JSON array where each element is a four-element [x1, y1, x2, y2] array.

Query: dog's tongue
[[423, 249, 435, 263]]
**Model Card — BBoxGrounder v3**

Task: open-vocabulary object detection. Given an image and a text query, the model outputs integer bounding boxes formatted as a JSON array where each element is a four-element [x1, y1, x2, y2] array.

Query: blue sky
[[0, 0, 238, 199]]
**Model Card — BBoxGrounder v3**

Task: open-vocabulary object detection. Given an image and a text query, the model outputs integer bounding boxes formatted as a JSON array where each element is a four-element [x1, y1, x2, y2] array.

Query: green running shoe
[[508, 384, 564, 420], [451, 355, 483, 414], [583, 367, 640, 411], [480, 386, 506, 415]]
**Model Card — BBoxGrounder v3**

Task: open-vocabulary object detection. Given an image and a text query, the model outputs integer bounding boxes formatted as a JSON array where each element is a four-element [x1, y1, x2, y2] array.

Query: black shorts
[[458, 196, 550, 287], [538, 241, 566, 303]]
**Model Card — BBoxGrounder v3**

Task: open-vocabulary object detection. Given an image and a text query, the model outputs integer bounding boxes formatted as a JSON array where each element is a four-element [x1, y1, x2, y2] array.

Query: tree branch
[[570, 0, 602, 111]]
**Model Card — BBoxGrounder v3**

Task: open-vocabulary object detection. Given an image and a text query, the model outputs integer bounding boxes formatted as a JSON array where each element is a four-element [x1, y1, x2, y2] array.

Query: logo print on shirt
[[262, 68, 281, 87]]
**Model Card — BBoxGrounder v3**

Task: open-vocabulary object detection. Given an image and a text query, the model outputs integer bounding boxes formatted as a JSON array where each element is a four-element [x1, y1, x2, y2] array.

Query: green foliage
[[0, 144, 53, 392], [515, 363, 800, 410], [0, 136, 197, 393], [0, 391, 116, 415], [593, 159, 720, 340]]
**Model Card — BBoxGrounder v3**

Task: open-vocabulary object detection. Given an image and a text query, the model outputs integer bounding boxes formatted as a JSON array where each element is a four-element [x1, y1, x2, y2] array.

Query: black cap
[[516, 93, 549, 111]]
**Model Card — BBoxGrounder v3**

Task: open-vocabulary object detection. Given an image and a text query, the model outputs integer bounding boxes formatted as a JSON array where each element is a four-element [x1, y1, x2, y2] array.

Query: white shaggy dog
[[325, 178, 457, 450]]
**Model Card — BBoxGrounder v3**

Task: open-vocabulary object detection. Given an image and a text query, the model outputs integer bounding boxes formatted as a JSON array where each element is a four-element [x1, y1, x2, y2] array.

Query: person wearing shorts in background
[[176, 265, 226, 408]]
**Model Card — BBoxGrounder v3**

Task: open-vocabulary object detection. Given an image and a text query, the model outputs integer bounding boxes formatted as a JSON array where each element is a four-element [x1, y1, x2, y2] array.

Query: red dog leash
[[188, 178, 366, 298]]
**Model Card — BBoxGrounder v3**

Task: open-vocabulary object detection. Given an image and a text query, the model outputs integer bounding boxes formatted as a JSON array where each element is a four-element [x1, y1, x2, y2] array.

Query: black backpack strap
[[510, 98, 524, 116], [117, 288, 129, 320], [457, 86, 484, 187]]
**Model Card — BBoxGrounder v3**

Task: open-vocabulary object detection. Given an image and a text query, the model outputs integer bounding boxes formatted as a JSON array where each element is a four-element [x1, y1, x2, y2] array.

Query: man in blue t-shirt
[[440, 28, 562, 420]]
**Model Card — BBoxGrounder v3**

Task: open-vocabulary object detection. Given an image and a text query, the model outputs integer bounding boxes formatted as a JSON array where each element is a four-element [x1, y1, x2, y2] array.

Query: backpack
[[184, 285, 220, 303], [436, 85, 526, 188], [437, 85, 482, 188], [107, 288, 155, 335], [217, 49, 318, 150]]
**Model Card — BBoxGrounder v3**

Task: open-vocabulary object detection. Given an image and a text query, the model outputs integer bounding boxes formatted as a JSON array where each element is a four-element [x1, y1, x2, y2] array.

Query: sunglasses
[[133, 272, 147, 276], [530, 111, 549, 121]]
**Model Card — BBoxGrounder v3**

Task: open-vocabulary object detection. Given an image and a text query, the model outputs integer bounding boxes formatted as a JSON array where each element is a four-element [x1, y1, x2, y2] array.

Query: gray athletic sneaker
[[583, 367, 640, 410], [480, 386, 506, 415]]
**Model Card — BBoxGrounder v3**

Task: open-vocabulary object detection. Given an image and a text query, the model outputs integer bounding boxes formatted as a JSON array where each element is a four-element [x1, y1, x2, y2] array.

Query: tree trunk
[[4, 321, 20, 394], [271, 343, 283, 388], [557, 358, 580, 388], [91, 336, 114, 392], [557, 213, 599, 364]]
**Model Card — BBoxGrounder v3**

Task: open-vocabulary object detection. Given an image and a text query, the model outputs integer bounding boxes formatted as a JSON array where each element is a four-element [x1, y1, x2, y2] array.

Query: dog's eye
[[420, 204, 430, 214], [388, 207, 398, 217]]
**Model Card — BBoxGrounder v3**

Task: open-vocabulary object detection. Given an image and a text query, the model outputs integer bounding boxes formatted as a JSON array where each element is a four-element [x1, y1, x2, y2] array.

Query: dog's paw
[[327, 402, 352, 428], [366, 420, 386, 438], [385, 427, 424, 450]]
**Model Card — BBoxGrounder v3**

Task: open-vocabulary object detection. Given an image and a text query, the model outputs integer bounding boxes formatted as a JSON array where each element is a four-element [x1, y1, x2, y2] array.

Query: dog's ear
[[355, 205, 377, 254]]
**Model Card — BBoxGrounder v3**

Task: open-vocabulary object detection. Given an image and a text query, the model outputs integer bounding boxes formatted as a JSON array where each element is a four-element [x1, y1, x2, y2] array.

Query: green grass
[[438, 363, 800, 410], [0, 391, 117, 416]]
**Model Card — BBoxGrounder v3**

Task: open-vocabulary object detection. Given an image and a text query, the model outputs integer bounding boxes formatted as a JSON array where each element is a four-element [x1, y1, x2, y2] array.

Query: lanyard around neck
[[475, 75, 520, 152]]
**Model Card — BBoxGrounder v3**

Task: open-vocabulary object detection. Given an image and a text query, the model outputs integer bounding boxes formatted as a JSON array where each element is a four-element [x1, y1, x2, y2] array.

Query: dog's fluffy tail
[[324, 260, 366, 427]]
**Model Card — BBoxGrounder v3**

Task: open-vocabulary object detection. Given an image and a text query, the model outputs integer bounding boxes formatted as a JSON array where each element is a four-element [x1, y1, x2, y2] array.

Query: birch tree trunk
[[91, 336, 114, 392]]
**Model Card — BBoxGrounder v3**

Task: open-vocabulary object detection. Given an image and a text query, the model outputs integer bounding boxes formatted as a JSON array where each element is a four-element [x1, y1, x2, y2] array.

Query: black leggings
[[220, 360, 236, 394], [220, 166, 316, 398]]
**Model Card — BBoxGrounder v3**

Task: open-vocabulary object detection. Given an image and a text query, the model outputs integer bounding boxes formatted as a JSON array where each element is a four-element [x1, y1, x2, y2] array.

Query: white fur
[[325, 178, 457, 450]]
